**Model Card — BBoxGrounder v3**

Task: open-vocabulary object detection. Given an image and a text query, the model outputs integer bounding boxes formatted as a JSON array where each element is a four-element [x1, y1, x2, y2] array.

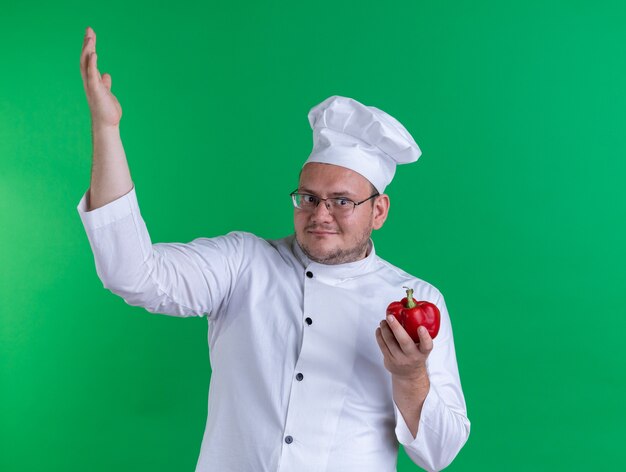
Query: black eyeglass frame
[[289, 189, 380, 212]]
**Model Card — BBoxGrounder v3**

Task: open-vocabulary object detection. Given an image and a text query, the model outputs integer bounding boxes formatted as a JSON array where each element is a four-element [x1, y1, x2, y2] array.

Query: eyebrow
[[298, 187, 358, 198]]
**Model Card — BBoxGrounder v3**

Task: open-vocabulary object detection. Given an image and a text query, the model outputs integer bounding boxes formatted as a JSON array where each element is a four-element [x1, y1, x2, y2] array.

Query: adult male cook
[[78, 26, 470, 472]]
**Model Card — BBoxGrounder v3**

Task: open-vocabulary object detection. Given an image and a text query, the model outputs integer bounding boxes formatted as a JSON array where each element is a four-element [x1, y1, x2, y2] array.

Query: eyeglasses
[[290, 190, 379, 216]]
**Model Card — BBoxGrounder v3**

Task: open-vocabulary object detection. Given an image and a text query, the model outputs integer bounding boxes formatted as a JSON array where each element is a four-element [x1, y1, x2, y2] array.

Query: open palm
[[79, 27, 122, 126]]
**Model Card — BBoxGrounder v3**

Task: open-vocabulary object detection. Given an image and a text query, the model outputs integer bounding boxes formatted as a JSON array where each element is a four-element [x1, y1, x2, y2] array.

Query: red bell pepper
[[386, 287, 440, 343]]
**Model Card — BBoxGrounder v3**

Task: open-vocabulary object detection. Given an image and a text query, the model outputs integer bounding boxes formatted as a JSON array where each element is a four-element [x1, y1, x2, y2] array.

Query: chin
[[303, 242, 338, 262], [295, 235, 332, 262], [297, 236, 366, 265]]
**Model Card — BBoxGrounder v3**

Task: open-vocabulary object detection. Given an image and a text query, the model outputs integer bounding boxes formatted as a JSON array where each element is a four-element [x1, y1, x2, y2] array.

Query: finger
[[83, 26, 96, 51], [102, 73, 112, 90], [91, 26, 97, 51], [385, 315, 419, 355], [86, 51, 102, 90], [80, 36, 90, 83], [379, 319, 404, 359], [80, 28, 96, 85], [81, 28, 95, 64], [375, 327, 391, 358], [417, 326, 434, 355]]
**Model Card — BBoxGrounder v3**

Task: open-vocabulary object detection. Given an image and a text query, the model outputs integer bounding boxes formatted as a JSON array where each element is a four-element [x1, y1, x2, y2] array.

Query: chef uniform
[[77, 96, 470, 472]]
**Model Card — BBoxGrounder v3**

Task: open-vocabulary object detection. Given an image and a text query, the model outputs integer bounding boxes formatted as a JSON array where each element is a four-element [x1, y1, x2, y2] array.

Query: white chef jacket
[[76, 186, 470, 472]]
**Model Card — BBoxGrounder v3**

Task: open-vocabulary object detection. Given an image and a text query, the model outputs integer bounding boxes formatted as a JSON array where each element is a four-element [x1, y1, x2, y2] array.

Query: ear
[[372, 194, 390, 230]]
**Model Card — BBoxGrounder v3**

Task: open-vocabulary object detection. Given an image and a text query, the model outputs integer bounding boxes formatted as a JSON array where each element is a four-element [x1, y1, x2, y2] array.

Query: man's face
[[294, 162, 389, 265]]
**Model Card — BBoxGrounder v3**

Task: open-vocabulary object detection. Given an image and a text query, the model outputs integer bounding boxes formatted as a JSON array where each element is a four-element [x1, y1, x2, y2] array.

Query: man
[[78, 26, 470, 472]]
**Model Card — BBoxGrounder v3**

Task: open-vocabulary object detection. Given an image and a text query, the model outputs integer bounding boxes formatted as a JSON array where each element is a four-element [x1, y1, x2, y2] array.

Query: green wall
[[1, 0, 625, 470]]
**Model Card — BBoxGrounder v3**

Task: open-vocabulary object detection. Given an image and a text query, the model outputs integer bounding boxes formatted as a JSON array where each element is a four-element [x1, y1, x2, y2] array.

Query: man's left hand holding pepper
[[375, 314, 433, 438]]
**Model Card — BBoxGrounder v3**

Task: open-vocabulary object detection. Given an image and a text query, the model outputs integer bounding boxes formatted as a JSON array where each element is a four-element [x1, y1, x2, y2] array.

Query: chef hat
[[304, 95, 422, 193]]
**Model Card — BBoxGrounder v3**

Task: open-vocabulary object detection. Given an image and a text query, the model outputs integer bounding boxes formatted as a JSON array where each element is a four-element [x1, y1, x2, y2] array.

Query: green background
[[1, 0, 625, 470]]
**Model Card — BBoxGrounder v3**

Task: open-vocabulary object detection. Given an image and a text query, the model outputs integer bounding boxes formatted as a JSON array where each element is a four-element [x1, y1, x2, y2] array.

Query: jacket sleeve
[[393, 292, 470, 471], [76, 185, 244, 318]]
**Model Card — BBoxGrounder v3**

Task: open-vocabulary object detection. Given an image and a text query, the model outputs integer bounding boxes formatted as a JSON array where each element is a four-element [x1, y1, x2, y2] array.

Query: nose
[[310, 199, 334, 222]]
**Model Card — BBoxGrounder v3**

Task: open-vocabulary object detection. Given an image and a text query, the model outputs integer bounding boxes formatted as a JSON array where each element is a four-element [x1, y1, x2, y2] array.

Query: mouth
[[307, 229, 339, 236]]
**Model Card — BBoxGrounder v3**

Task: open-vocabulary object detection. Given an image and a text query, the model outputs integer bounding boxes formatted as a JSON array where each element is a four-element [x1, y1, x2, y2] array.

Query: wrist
[[91, 120, 120, 133], [392, 366, 430, 399]]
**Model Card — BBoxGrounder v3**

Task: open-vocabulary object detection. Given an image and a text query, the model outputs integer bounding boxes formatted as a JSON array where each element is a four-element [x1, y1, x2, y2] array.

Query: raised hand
[[79, 26, 122, 127]]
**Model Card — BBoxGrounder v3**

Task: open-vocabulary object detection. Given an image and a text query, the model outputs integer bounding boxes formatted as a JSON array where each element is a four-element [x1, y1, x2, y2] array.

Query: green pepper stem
[[403, 286, 416, 308]]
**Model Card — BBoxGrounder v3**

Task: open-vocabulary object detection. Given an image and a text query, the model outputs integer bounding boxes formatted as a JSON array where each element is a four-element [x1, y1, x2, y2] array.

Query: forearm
[[398, 384, 471, 472], [88, 124, 133, 210], [392, 371, 430, 438], [383, 296, 470, 471]]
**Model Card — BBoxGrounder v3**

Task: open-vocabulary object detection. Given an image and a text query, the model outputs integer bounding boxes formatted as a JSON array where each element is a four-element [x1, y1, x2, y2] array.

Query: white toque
[[305, 95, 422, 193]]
